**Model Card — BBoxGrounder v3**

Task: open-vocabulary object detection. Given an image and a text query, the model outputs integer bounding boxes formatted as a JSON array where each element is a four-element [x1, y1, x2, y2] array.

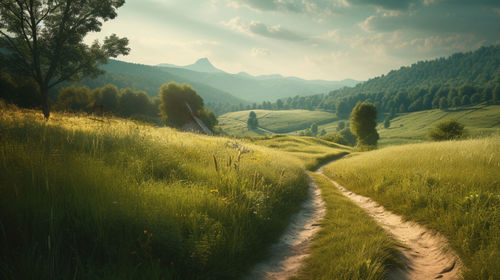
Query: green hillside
[[264, 45, 500, 114], [377, 104, 500, 146], [218, 109, 337, 136]]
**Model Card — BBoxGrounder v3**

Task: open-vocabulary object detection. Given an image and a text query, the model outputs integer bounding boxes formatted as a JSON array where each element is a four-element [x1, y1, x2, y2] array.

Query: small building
[[180, 103, 213, 135]]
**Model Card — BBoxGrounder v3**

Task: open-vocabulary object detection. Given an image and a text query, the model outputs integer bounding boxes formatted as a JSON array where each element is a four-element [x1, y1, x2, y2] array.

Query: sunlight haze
[[85, 0, 500, 81]]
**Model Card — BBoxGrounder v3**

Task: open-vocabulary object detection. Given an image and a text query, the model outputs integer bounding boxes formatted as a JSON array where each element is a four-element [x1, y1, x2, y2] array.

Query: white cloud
[[251, 47, 270, 56]]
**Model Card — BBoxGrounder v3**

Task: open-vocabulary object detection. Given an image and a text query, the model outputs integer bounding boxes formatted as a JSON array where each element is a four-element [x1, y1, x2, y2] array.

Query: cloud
[[222, 17, 306, 41], [347, 0, 416, 10], [249, 22, 306, 41], [251, 47, 270, 56], [226, 0, 347, 15]]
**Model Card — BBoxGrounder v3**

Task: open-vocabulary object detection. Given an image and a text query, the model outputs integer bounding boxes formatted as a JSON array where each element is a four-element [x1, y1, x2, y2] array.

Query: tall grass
[[0, 108, 310, 279], [323, 137, 500, 279]]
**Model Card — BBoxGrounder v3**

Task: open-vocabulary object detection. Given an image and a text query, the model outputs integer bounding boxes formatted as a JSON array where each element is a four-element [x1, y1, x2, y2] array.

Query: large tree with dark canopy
[[159, 82, 204, 128], [350, 101, 379, 146], [0, 0, 130, 119]]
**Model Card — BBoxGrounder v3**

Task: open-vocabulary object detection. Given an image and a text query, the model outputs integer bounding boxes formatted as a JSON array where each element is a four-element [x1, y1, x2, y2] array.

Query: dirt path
[[319, 170, 462, 280], [243, 175, 326, 280]]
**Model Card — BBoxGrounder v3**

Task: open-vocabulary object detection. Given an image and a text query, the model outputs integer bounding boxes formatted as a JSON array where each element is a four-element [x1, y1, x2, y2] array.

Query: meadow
[[322, 138, 500, 279], [0, 105, 314, 279], [377, 104, 500, 146], [250, 135, 350, 170], [218, 109, 337, 136]]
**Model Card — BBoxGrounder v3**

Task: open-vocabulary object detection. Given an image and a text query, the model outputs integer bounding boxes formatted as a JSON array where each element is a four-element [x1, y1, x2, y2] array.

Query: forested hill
[[259, 45, 499, 117], [70, 60, 246, 105], [353, 45, 500, 94]]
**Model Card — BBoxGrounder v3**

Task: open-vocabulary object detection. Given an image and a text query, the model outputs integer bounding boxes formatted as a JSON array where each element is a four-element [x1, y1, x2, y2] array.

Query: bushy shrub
[[428, 119, 465, 141]]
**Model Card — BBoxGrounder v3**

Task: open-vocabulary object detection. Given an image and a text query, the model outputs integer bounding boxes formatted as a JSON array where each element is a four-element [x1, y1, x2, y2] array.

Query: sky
[[85, 0, 500, 81]]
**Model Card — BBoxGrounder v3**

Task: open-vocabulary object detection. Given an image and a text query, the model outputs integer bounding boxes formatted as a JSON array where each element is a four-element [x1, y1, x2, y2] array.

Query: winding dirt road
[[244, 163, 462, 280], [319, 169, 462, 280], [243, 175, 326, 280]]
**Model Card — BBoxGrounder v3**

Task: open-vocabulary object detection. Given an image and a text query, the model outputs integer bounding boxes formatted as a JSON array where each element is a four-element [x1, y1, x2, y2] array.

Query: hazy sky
[[85, 0, 500, 81]]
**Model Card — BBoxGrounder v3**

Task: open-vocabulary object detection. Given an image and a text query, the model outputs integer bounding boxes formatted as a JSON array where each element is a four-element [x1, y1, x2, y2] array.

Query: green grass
[[292, 173, 400, 280], [322, 137, 500, 279], [0, 107, 313, 279], [377, 104, 500, 146], [218, 109, 337, 136], [250, 135, 351, 170]]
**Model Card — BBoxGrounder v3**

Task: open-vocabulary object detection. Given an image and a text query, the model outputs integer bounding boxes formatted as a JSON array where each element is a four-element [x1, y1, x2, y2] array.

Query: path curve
[[243, 175, 326, 280], [318, 169, 462, 280]]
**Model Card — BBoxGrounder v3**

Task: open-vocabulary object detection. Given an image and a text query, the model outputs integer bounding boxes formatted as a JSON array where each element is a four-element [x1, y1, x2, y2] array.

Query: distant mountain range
[[155, 58, 359, 102], [57, 57, 359, 106]]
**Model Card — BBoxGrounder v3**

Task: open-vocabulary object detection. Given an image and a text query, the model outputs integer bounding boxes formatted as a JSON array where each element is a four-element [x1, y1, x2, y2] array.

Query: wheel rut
[[244, 162, 462, 280], [318, 170, 462, 280]]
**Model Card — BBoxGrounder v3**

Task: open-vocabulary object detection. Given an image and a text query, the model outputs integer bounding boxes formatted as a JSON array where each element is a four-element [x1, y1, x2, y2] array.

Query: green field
[[219, 105, 500, 146], [322, 137, 500, 279], [218, 110, 337, 136], [377, 104, 500, 146], [0, 107, 317, 279]]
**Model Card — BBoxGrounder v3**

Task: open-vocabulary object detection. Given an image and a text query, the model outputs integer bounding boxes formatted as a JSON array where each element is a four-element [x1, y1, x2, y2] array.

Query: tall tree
[[159, 82, 203, 127], [247, 111, 258, 130], [350, 102, 379, 146], [0, 0, 130, 119]]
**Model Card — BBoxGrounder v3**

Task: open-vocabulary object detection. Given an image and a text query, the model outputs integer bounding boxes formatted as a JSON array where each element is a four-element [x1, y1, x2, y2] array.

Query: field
[[0, 107, 318, 279], [218, 105, 500, 147], [251, 135, 350, 170], [377, 104, 500, 146], [322, 137, 500, 279], [218, 110, 337, 136]]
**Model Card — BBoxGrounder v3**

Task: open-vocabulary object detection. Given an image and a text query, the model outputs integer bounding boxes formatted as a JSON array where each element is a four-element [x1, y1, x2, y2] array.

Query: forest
[[247, 45, 500, 118]]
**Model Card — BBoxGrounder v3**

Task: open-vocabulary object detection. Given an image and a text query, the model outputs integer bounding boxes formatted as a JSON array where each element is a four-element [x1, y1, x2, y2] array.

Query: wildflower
[[210, 189, 219, 194], [144, 230, 147, 234]]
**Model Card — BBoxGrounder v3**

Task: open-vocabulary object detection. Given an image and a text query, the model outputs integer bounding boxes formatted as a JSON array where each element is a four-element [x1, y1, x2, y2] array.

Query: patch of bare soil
[[244, 175, 326, 280], [321, 172, 462, 280]]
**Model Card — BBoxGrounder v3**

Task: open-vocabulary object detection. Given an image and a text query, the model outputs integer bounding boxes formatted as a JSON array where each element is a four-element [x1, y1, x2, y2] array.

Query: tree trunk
[[40, 84, 50, 119]]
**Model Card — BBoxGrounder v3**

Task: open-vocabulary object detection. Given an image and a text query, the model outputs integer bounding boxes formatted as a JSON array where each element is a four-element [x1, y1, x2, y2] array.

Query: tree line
[[221, 45, 500, 117], [0, 72, 217, 130]]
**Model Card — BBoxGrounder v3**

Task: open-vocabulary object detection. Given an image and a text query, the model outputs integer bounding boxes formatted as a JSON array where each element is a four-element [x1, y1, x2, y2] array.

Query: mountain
[[51, 59, 246, 105], [265, 45, 500, 115], [158, 58, 224, 73], [157, 58, 359, 102]]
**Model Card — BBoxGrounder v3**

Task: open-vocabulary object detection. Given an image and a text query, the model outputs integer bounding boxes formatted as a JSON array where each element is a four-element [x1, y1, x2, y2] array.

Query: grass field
[[0, 107, 317, 279], [218, 105, 500, 147], [250, 135, 350, 170], [377, 104, 500, 146], [218, 110, 337, 136], [322, 137, 500, 279]]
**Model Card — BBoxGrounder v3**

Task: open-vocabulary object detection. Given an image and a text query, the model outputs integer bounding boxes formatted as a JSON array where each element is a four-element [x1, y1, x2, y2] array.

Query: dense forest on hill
[[252, 45, 500, 117]]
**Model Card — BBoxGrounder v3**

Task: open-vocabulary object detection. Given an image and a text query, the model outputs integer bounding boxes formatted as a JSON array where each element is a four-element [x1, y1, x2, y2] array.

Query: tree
[[0, 0, 130, 119], [384, 117, 390, 128], [159, 82, 203, 127], [118, 88, 153, 117], [336, 100, 351, 119], [94, 84, 119, 113], [247, 111, 258, 130], [55, 85, 91, 112], [428, 119, 465, 141], [198, 108, 218, 131], [350, 102, 379, 146], [310, 123, 318, 136]]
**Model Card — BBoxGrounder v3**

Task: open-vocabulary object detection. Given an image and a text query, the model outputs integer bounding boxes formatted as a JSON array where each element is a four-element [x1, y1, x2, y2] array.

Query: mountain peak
[[157, 57, 223, 73]]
